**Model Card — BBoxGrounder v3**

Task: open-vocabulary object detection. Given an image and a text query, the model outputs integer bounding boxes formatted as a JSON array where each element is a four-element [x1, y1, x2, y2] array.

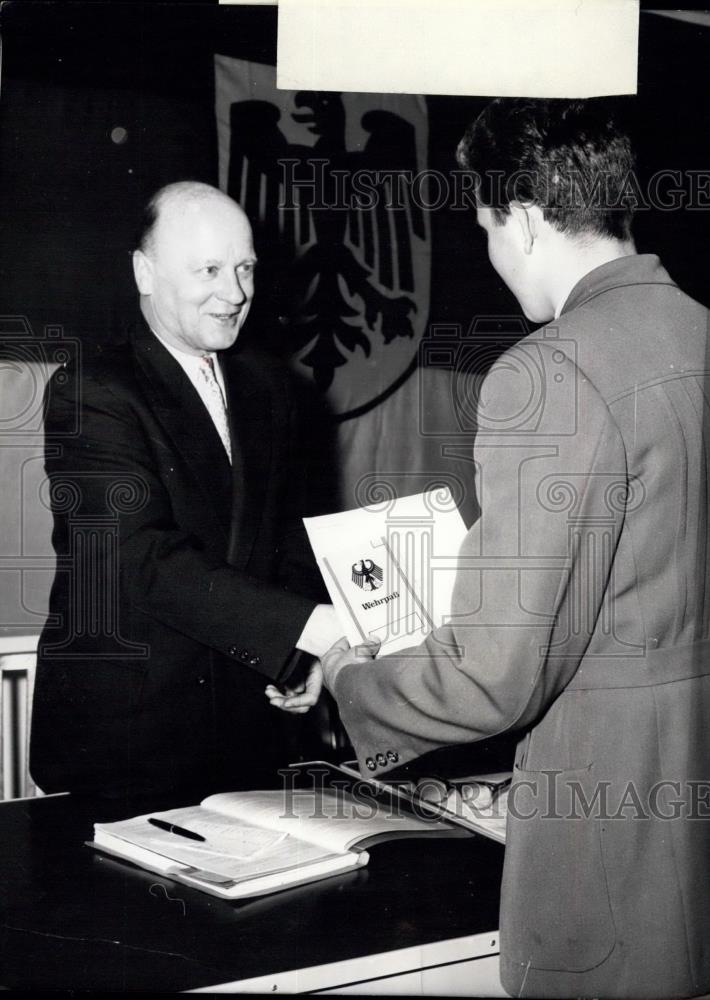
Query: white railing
[[0, 634, 42, 800]]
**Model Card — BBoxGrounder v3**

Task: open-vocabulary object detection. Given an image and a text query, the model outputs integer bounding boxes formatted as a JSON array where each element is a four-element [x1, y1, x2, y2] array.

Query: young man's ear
[[509, 201, 542, 255], [132, 250, 154, 296]]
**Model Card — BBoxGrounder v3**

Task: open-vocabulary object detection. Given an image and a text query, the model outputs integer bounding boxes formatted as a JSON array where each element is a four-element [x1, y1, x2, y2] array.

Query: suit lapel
[[223, 352, 273, 568], [130, 318, 234, 540]]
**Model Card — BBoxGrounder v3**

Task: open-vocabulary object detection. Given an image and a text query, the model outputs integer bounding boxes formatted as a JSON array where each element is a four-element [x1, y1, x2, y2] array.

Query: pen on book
[[147, 817, 206, 842]]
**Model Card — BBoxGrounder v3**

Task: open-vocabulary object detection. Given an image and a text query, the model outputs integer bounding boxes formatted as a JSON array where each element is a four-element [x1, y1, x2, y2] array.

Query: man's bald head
[[132, 181, 257, 355], [136, 181, 247, 258]]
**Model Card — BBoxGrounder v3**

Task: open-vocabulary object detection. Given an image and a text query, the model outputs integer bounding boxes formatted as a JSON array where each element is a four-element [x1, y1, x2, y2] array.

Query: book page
[[203, 787, 451, 855], [336, 760, 510, 845], [95, 806, 339, 880], [442, 788, 508, 845]]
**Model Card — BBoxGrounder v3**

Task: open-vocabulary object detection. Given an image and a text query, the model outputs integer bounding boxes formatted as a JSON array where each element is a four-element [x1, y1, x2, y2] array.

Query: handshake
[[265, 604, 378, 714]]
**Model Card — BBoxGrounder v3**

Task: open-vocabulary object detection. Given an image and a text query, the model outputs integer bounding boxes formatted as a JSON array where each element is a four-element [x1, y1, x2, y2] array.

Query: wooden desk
[[0, 792, 506, 993]]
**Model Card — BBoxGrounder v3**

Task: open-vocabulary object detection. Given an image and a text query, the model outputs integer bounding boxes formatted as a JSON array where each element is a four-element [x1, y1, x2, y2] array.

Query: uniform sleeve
[[332, 344, 628, 774]]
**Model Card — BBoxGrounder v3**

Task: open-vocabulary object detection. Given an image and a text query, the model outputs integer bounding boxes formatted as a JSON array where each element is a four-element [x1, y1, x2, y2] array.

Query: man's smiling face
[[137, 194, 257, 355]]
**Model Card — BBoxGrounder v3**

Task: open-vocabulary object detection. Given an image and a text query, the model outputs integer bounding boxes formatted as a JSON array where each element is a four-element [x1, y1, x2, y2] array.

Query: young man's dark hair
[[456, 98, 636, 240]]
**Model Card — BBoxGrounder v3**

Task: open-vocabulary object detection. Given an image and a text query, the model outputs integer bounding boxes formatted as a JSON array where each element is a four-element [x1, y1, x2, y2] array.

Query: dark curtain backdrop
[[0, 2, 239, 344]]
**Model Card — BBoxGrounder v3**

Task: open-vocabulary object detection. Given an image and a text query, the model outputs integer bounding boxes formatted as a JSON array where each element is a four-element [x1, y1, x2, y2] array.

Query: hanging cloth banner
[[215, 55, 431, 418]]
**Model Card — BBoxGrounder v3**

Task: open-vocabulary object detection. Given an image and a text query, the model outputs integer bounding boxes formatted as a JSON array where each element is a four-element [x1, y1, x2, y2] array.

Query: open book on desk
[[90, 782, 464, 900]]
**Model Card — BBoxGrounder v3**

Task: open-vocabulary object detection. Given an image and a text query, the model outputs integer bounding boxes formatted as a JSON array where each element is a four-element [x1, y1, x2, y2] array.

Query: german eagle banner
[[214, 56, 459, 510]]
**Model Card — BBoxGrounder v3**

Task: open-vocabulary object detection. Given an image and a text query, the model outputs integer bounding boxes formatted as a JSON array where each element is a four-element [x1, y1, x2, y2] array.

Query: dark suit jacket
[[332, 256, 710, 998], [30, 316, 320, 796]]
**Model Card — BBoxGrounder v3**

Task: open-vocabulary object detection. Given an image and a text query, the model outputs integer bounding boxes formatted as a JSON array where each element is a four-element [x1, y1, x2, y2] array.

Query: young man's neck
[[551, 236, 637, 319]]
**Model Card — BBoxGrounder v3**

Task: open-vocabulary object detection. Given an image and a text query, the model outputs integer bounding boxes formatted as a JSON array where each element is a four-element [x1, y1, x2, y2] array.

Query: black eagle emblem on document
[[352, 559, 384, 592], [227, 91, 426, 394]]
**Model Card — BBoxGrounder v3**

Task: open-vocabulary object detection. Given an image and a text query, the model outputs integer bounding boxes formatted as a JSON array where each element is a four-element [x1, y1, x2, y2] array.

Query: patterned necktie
[[198, 355, 232, 463]]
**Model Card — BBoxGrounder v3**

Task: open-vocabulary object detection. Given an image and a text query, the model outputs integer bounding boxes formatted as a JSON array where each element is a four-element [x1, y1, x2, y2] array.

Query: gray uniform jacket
[[333, 255, 710, 998]]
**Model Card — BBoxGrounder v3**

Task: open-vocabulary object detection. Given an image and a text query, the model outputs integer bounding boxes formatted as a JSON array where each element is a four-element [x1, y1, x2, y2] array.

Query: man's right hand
[[265, 660, 323, 714]]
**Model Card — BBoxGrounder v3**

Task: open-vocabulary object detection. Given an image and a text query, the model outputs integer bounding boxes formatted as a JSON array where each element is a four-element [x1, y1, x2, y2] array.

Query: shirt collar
[[150, 329, 215, 368]]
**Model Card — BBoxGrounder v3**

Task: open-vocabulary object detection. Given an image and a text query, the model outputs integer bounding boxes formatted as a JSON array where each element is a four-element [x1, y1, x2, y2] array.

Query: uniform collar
[[559, 254, 677, 317]]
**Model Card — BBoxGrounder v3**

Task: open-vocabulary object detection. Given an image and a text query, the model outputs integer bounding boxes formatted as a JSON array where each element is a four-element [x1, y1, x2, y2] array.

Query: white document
[[304, 489, 468, 654]]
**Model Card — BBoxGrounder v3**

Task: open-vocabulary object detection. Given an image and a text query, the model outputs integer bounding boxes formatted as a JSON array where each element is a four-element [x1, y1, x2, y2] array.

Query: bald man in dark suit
[[31, 182, 342, 797]]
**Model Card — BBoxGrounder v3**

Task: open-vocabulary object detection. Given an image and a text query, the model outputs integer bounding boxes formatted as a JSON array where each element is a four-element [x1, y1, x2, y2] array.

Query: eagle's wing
[[349, 110, 425, 294], [227, 100, 311, 253]]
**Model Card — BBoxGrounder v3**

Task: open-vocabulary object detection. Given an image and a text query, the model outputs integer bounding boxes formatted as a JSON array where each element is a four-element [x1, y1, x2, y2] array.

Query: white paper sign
[[277, 0, 639, 98]]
